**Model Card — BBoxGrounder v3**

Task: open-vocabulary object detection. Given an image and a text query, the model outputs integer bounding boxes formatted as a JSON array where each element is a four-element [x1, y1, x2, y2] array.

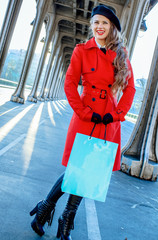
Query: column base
[[37, 96, 45, 102], [10, 95, 25, 104], [48, 97, 53, 101], [27, 95, 37, 103], [121, 155, 158, 181], [45, 97, 50, 101], [140, 161, 158, 181]]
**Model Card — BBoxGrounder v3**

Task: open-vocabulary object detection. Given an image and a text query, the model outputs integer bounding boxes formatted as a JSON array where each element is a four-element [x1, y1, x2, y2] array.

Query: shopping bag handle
[[90, 123, 107, 142], [89, 123, 96, 138]]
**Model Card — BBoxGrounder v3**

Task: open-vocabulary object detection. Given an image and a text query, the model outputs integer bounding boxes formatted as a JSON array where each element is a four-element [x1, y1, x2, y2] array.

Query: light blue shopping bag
[[62, 128, 118, 202]]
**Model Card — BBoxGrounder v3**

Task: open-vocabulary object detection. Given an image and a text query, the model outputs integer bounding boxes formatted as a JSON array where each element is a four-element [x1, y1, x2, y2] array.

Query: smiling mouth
[[96, 31, 105, 35]]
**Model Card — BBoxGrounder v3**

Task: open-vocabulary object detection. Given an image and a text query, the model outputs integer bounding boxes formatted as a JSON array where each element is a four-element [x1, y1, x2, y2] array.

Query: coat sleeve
[[64, 45, 93, 121], [110, 59, 136, 122]]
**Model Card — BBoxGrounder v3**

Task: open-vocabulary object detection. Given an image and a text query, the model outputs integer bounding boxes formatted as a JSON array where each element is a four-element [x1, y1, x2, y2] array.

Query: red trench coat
[[62, 37, 135, 171]]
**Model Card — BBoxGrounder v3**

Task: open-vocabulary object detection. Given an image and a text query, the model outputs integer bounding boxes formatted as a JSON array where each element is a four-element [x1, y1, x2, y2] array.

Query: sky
[[131, 3, 158, 81], [0, 1, 158, 81], [0, 0, 37, 51]]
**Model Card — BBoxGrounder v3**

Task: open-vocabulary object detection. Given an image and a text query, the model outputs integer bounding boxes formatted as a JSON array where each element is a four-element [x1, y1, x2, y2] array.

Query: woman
[[30, 5, 135, 240]]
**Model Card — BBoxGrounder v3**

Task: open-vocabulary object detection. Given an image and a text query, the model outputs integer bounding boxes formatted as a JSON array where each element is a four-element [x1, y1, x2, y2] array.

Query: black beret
[[91, 5, 121, 32]]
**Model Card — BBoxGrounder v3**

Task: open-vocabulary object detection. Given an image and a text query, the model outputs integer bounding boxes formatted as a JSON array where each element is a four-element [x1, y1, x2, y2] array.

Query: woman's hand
[[91, 112, 102, 124], [103, 113, 113, 125]]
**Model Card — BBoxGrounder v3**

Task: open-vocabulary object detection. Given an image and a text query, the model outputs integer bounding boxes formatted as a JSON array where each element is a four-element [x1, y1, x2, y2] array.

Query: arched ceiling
[[53, 0, 126, 68], [46, 0, 157, 68]]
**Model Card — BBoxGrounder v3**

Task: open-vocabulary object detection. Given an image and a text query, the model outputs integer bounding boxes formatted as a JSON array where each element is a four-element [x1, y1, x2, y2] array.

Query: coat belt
[[83, 85, 113, 100]]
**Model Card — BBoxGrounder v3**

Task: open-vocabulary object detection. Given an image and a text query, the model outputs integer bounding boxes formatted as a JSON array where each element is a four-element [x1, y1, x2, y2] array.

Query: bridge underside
[[0, 0, 157, 180]]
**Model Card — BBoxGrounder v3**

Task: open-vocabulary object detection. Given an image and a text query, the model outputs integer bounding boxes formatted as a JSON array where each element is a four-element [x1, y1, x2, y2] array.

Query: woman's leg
[[57, 194, 83, 240], [30, 172, 65, 236], [45, 172, 65, 203]]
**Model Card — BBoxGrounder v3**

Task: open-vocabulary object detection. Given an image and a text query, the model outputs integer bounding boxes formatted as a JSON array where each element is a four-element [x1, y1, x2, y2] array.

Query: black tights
[[46, 172, 65, 204], [45, 172, 83, 209]]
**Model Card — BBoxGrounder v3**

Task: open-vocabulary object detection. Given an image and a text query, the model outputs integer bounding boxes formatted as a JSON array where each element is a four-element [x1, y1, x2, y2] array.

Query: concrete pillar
[[45, 45, 61, 99], [27, 12, 55, 103], [10, 0, 50, 103], [121, 38, 158, 181], [38, 29, 59, 101], [124, 0, 149, 58], [120, 0, 132, 38], [59, 78, 65, 98], [56, 65, 67, 99], [53, 61, 64, 99], [55, 65, 65, 99], [44, 48, 59, 100], [49, 54, 62, 99], [0, 0, 23, 75]]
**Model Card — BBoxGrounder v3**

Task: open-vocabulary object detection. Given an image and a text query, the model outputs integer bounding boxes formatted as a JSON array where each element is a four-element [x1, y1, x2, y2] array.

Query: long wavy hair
[[90, 20, 130, 95]]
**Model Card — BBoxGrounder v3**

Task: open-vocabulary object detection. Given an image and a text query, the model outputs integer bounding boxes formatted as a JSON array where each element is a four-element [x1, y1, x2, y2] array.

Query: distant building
[[1, 49, 44, 89]]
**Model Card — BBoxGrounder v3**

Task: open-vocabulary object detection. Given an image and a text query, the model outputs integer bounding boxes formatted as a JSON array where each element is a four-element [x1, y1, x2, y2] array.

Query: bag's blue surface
[[61, 133, 118, 202]]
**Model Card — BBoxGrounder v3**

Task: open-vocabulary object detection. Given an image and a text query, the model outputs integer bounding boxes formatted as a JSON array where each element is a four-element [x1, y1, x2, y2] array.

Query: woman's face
[[91, 14, 111, 46]]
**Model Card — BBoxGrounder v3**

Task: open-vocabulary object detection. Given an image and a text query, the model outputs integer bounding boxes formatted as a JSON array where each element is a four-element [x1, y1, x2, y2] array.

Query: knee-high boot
[[56, 194, 83, 240], [30, 173, 64, 236]]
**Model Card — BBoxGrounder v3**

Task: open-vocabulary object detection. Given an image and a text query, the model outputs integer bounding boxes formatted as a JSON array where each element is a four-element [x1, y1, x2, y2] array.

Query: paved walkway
[[0, 87, 158, 240]]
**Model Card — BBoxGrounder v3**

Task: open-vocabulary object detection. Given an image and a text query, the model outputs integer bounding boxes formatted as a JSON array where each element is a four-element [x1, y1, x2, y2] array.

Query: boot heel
[[30, 205, 38, 216], [31, 218, 44, 236], [56, 224, 61, 238]]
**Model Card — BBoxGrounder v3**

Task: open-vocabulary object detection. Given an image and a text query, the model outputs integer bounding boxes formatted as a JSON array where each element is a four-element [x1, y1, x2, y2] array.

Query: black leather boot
[[30, 200, 55, 236], [30, 173, 64, 236], [56, 194, 82, 240]]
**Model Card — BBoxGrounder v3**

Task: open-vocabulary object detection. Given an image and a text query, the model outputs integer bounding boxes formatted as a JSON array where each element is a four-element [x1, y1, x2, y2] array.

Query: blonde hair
[[90, 19, 130, 95]]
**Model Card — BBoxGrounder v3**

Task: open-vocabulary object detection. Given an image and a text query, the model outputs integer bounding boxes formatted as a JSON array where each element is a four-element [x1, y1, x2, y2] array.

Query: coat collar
[[84, 37, 97, 49], [84, 37, 117, 62]]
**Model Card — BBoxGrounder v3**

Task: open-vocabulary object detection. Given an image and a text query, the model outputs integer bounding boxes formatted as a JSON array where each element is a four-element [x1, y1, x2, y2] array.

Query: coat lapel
[[84, 37, 98, 49], [84, 37, 117, 63]]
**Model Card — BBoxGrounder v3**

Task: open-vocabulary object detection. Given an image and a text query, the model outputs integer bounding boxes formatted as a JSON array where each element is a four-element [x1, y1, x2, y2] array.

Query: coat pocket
[[80, 93, 93, 110]]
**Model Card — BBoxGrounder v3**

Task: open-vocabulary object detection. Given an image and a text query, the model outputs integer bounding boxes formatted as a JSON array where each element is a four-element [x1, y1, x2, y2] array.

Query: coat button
[[91, 68, 95, 71], [92, 85, 96, 88], [108, 84, 112, 88], [92, 98, 96, 101]]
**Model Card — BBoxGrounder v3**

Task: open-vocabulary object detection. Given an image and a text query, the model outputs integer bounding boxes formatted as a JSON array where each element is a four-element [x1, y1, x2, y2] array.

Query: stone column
[[55, 64, 66, 99], [49, 54, 62, 99], [10, 0, 50, 103], [55, 65, 65, 99], [61, 80, 66, 99], [44, 47, 59, 100], [38, 29, 59, 101], [121, 38, 158, 181], [0, 0, 23, 75], [46, 45, 61, 99], [56, 71, 65, 98], [124, 0, 149, 58], [27, 12, 55, 102], [53, 61, 64, 99], [59, 77, 65, 98]]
